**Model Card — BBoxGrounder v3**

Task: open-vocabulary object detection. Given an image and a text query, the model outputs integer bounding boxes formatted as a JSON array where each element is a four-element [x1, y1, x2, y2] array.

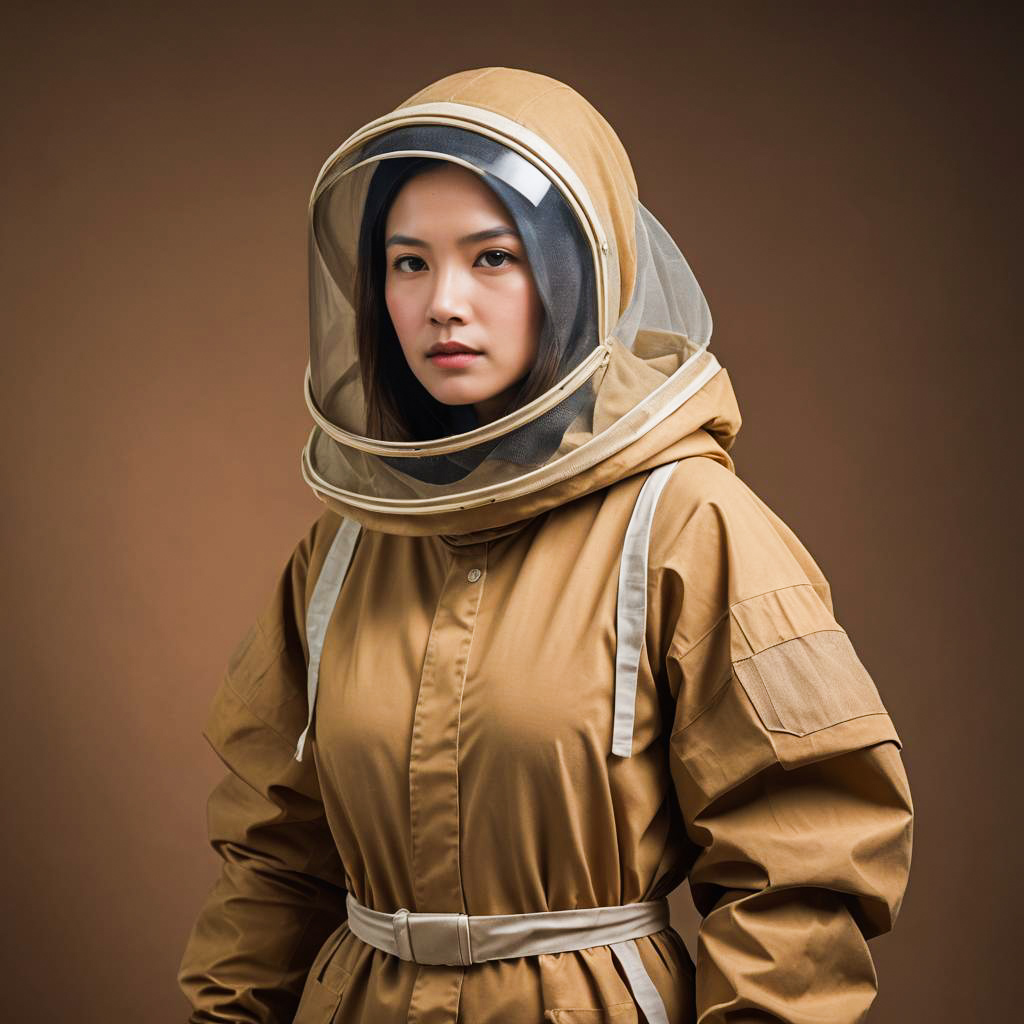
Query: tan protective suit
[[178, 68, 913, 1024]]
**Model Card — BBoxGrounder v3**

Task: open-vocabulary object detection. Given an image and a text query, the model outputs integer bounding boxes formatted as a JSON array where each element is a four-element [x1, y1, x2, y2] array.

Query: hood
[[299, 66, 742, 538]]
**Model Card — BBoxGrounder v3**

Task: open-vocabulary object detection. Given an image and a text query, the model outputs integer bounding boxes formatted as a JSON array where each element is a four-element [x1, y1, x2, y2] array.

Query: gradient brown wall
[[1, 3, 1017, 1021]]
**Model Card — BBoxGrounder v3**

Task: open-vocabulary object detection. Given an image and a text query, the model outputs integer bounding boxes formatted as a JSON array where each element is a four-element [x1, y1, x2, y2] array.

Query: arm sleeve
[[652, 459, 914, 1023], [177, 512, 350, 1024]]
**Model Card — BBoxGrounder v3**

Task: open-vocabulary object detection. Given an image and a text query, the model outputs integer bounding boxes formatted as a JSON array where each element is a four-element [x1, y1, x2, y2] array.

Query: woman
[[178, 67, 913, 1024]]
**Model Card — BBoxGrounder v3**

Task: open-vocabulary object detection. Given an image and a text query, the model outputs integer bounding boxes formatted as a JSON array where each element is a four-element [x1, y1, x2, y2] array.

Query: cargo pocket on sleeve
[[732, 628, 886, 737], [722, 586, 902, 771]]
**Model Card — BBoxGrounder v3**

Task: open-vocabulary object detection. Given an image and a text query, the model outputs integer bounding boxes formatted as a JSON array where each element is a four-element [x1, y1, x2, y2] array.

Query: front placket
[[405, 539, 488, 1024]]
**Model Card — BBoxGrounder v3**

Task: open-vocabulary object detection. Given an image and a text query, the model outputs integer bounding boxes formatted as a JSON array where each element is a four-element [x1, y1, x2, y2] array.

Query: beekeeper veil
[[302, 68, 717, 516]]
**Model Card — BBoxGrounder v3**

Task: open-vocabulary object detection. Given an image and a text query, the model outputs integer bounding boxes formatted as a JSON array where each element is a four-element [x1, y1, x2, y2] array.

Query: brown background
[[1, 2, 1018, 1021]]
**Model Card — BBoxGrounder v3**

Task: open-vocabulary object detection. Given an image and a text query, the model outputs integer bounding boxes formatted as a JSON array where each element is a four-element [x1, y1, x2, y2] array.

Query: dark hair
[[354, 157, 563, 442]]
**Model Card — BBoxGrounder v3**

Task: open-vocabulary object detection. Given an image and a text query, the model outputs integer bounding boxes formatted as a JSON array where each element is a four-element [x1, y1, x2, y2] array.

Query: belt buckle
[[393, 908, 473, 967]]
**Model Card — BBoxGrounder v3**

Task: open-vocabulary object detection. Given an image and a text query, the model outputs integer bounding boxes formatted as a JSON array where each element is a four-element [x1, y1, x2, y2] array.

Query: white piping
[[301, 352, 720, 515], [303, 344, 610, 457], [308, 101, 612, 339]]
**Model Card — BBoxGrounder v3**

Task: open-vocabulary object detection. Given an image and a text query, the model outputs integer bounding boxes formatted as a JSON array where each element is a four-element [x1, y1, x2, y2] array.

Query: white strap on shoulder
[[295, 517, 362, 761], [612, 460, 680, 758]]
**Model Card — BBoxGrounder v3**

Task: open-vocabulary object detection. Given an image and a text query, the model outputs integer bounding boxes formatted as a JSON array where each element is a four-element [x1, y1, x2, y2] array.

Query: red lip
[[428, 340, 480, 356]]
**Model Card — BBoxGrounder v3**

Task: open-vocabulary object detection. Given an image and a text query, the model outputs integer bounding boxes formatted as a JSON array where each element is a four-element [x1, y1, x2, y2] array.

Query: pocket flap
[[733, 629, 887, 736], [544, 1004, 639, 1022]]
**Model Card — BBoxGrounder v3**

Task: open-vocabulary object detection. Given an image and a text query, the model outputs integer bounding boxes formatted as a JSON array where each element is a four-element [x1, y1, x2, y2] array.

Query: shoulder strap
[[612, 460, 680, 758], [295, 517, 363, 761]]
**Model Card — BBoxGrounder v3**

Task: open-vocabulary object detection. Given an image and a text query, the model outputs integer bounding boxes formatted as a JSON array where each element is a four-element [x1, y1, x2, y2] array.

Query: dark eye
[[392, 255, 426, 273], [477, 249, 516, 269]]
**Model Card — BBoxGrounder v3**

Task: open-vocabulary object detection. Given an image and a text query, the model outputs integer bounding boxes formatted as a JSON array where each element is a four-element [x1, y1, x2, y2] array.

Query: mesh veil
[[302, 115, 713, 511]]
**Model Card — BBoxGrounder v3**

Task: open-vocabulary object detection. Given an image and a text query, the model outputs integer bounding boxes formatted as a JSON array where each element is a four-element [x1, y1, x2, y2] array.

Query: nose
[[427, 261, 472, 327]]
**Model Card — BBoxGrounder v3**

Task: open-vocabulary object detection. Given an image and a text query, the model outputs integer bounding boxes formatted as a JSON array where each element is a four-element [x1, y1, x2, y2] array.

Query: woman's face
[[384, 163, 543, 426]]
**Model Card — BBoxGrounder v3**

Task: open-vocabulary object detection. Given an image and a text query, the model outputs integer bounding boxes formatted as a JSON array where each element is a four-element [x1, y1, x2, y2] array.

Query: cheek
[[385, 280, 415, 341], [384, 281, 399, 326], [491, 276, 542, 356]]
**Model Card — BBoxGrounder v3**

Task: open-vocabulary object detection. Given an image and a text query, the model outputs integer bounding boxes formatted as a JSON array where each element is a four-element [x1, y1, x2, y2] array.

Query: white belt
[[345, 892, 671, 1023]]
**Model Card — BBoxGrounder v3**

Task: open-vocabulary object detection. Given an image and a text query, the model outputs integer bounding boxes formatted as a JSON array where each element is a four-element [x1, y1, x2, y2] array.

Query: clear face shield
[[302, 116, 713, 512]]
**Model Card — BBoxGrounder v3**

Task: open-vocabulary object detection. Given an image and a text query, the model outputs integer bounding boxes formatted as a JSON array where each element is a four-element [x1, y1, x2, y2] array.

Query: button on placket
[[408, 542, 489, 917]]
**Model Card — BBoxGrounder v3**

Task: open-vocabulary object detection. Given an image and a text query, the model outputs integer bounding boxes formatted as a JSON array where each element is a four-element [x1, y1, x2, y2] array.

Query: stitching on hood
[[512, 83, 572, 123], [446, 66, 501, 102]]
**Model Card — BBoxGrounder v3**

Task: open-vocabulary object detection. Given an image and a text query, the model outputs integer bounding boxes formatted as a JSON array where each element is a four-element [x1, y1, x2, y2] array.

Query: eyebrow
[[384, 225, 520, 248]]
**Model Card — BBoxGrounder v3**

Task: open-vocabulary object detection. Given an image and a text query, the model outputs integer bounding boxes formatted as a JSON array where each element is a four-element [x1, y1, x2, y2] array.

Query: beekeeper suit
[[178, 67, 913, 1024]]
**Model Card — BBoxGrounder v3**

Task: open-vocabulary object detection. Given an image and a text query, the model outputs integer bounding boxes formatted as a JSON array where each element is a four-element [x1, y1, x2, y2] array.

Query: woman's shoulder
[[259, 507, 349, 618], [657, 453, 752, 508], [303, 506, 346, 560], [646, 455, 830, 602], [648, 455, 774, 550]]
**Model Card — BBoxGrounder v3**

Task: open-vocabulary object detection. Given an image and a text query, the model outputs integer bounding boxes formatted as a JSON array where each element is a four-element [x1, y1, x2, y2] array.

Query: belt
[[345, 892, 671, 1024]]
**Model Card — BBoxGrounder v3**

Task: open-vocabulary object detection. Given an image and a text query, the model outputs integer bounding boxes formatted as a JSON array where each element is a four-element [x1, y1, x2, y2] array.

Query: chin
[[424, 379, 495, 408]]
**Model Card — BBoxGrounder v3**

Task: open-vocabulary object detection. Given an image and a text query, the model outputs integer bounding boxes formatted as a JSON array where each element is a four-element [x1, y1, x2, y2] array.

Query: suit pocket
[[293, 929, 354, 1024], [293, 975, 346, 1023], [543, 1003, 639, 1023]]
